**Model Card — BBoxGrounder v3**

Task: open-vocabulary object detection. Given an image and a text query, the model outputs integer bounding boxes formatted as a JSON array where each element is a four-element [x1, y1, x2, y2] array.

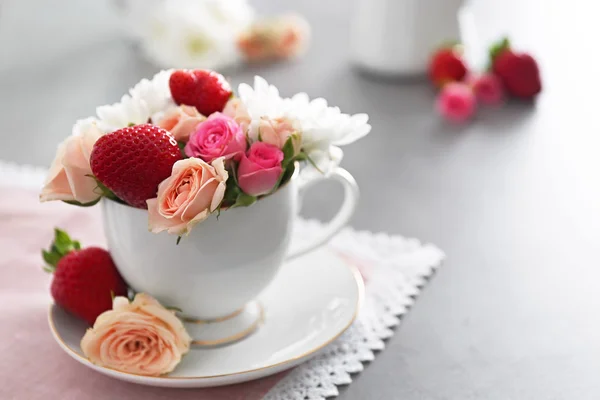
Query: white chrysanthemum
[[238, 76, 286, 139], [237, 76, 371, 176], [139, 0, 254, 70], [299, 146, 344, 183], [96, 95, 151, 133], [282, 93, 371, 152], [129, 69, 175, 119]]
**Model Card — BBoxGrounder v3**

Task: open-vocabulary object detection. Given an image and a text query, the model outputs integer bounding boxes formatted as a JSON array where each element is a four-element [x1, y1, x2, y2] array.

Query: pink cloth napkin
[[0, 189, 289, 400]]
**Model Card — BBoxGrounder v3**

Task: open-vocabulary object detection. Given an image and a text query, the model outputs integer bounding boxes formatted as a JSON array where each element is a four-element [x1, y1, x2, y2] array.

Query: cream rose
[[80, 293, 192, 377], [147, 157, 228, 235], [40, 120, 103, 204], [222, 98, 251, 134], [255, 116, 302, 156], [156, 105, 206, 142]]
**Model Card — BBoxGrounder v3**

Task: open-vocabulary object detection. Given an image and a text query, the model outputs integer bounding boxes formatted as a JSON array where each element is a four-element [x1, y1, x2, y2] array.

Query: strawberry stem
[[488, 36, 511, 70], [41, 228, 81, 273]]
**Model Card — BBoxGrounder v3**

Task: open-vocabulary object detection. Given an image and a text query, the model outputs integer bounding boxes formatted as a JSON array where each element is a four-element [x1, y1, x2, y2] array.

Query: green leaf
[[166, 306, 183, 313], [63, 197, 101, 207], [281, 136, 295, 167], [232, 192, 257, 208], [85, 174, 121, 202], [53, 228, 73, 255], [222, 172, 242, 207], [305, 153, 324, 174], [41, 250, 60, 269], [41, 228, 82, 273], [178, 141, 187, 158], [176, 236, 182, 245], [488, 36, 511, 70], [229, 160, 239, 184], [294, 152, 308, 162], [279, 162, 296, 187]]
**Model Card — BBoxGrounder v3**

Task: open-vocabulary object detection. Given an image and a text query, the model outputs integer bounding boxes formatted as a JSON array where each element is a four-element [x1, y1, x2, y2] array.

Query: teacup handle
[[286, 167, 359, 261]]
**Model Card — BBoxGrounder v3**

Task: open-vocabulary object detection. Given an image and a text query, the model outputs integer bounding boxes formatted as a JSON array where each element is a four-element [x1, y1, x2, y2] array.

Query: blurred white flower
[[96, 95, 151, 133], [137, 0, 254, 70]]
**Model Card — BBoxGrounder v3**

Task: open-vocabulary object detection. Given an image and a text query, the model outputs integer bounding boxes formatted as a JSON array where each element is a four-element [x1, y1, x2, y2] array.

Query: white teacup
[[102, 167, 359, 323]]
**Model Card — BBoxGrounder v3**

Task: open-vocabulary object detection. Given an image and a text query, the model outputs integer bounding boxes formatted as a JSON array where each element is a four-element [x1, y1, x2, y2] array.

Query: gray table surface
[[2, 0, 600, 399]]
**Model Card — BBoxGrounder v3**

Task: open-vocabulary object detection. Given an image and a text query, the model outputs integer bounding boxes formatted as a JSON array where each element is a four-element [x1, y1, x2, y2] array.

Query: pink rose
[[436, 82, 476, 123], [157, 105, 206, 142], [252, 117, 302, 157], [147, 157, 228, 235], [238, 142, 284, 196], [222, 98, 251, 133], [468, 73, 504, 105], [184, 113, 247, 162], [40, 120, 103, 204], [80, 293, 192, 377]]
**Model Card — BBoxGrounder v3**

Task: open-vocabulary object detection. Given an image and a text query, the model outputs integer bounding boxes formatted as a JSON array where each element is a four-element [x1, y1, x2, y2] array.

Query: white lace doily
[[0, 159, 445, 400]]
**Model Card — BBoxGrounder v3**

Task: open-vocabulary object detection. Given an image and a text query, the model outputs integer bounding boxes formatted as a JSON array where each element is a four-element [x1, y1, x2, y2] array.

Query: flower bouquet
[[41, 69, 370, 233], [40, 69, 371, 376]]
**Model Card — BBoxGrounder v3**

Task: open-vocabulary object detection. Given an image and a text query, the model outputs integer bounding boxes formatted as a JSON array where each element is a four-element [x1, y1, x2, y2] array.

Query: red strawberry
[[489, 38, 542, 99], [90, 124, 181, 208], [43, 229, 127, 325], [169, 69, 232, 116], [428, 45, 468, 88]]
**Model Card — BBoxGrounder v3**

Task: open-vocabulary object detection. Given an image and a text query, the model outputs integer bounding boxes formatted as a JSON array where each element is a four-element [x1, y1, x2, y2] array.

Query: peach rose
[[237, 14, 311, 62], [40, 120, 103, 204], [222, 98, 251, 134], [255, 117, 302, 156], [147, 157, 228, 235], [80, 293, 192, 377], [273, 14, 311, 59], [156, 105, 206, 142]]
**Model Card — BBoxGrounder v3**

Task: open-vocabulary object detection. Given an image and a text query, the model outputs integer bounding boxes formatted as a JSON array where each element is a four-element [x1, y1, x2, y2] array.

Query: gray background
[[2, 0, 600, 398]]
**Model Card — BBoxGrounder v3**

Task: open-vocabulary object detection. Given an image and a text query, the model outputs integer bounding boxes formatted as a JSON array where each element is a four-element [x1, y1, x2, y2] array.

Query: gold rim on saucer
[[47, 261, 364, 381]]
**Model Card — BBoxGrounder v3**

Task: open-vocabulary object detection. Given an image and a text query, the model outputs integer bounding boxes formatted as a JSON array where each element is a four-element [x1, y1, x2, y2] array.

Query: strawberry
[[90, 124, 181, 208], [169, 69, 232, 116], [43, 229, 127, 325], [489, 37, 542, 99], [428, 44, 468, 88]]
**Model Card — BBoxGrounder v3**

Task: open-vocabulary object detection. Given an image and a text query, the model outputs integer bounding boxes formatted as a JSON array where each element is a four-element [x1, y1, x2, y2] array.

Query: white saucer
[[48, 248, 364, 388]]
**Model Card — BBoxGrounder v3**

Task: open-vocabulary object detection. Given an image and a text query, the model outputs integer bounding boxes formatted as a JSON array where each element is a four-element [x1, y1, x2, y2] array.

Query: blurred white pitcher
[[351, 0, 465, 76]]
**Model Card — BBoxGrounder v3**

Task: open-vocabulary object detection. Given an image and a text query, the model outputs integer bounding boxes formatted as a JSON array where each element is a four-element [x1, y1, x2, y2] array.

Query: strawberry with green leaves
[[43, 229, 127, 325], [489, 37, 542, 99]]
